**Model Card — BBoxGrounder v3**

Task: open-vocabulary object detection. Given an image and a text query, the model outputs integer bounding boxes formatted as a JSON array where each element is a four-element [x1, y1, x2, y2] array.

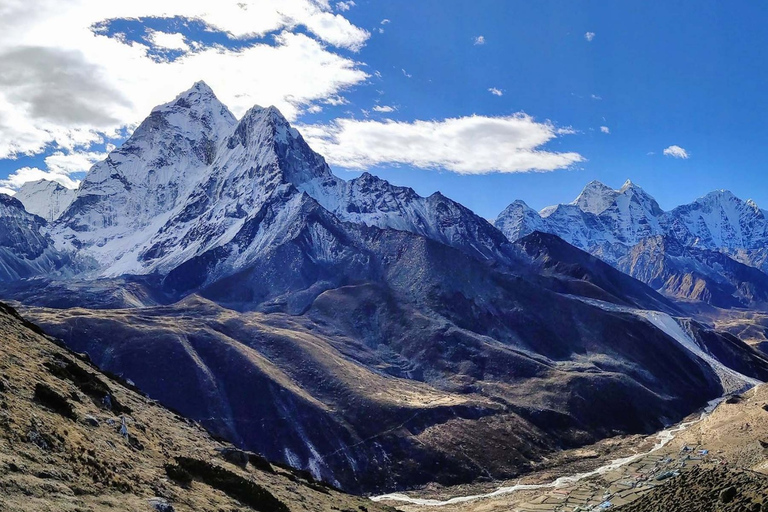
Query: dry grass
[[0, 303, 396, 512]]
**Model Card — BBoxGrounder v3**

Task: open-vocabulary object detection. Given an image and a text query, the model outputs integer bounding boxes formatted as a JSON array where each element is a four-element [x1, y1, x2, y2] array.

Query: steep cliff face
[[0, 194, 70, 281]]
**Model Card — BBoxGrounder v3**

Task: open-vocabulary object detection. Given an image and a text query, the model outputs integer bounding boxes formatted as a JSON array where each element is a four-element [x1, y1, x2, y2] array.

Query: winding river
[[372, 300, 761, 507]]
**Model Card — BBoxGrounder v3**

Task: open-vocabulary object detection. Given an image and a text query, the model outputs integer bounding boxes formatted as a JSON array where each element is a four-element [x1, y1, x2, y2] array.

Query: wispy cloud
[[335, 1, 355, 11], [663, 145, 689, 159], [372, 105, 395, 113], [473, 35, 486, 45], [145, 30, 189, 51], [299, 114, 584, 175], [380, 18, 390, 24], [0, 149, 109, 190], [402, 68, 412, 78], [600, 126, 610, 134], [488, 87, 503, 97], [590, 94, 602, 100], [585, 32, 596, 42]]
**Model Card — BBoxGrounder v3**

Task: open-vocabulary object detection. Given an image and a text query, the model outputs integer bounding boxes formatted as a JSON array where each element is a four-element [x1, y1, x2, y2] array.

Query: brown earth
[[616, 466, 768, 512]]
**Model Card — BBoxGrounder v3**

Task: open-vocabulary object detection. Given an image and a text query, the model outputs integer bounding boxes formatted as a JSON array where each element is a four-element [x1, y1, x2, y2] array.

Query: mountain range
[[1, 82, 767, 494], [496, 180, 768, 309]]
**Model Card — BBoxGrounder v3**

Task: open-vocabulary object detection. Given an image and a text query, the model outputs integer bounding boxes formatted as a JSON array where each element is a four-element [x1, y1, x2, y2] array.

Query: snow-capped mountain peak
[[14, 179, 76, 222], [43, 82, 515, 277], [619, 178, 635, 192], [571, 180, 619, 215]]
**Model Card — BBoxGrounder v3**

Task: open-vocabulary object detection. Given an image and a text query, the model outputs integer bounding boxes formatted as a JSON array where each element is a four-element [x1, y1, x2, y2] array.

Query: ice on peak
[[171, 80, 217, 104], [232, 104, 295, 142], [151, 81, 236, 131], [191, 80, 214, 93], [539, 204, 560, 217], [572, 180, 618, 215], [15, 179, 76, 222], [619, 179, 636, 191], [702, 189, 736, 201]]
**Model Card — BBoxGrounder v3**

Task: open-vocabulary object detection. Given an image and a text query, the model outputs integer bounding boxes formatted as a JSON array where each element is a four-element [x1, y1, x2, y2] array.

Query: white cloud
[[590, 94, 602, 100], [0, 187, 16, 196], [324, 95, 349, 106], [474, 35, 486, 45], [372, 105, 395, 113], [335, 1, 355, 11], [0, 167, 81, 190], [299, 114, 584, 174], [402, 68, 412, 78], [380, 19, 390, 24], [663, 145, 689, 159], [44, 150, 107, 175], [600, 126, 610, 134], [585, 32, 596, 42], [0, 148, 107, 190], [488, 87, 503, 97], [146, 30, 189, 51], [0, 0, 370, 160]]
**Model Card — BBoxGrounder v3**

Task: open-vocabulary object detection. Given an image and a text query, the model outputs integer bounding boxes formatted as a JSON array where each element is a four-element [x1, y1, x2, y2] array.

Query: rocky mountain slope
[[1, 83, 767, 495], [16, 264, 768, 493], [0, 300, 394, 512], [14, 179, 76, 222], [496, 180, 768, 308], [0, 194, 70, 281]]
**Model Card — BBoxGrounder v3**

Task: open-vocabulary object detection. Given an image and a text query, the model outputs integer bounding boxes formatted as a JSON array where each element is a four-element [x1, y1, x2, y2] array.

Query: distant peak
[[183, 80, 216, 99], [356, 171, 376, 182], [146, 81, 236, 132], [572, 180, 618, 215], [154, 81, 227, 116], [192, 80, 214, 92], [619, 179, 634, 191], [586, 179, 611, 189], [619, 179, 651, 195], [700, 189, 737, 202], [500, 199, 537, 216], [232, 104, 300, 148], [19, 179, 68, 191]]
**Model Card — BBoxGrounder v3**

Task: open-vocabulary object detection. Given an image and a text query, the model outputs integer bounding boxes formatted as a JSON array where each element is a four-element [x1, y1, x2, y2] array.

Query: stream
[[371, 300, 762, 507], [370, 395, 728, 506]]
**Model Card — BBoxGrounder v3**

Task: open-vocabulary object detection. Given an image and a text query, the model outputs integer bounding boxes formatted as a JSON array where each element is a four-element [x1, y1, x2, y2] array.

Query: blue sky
[[1, 1, 767, 219]]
